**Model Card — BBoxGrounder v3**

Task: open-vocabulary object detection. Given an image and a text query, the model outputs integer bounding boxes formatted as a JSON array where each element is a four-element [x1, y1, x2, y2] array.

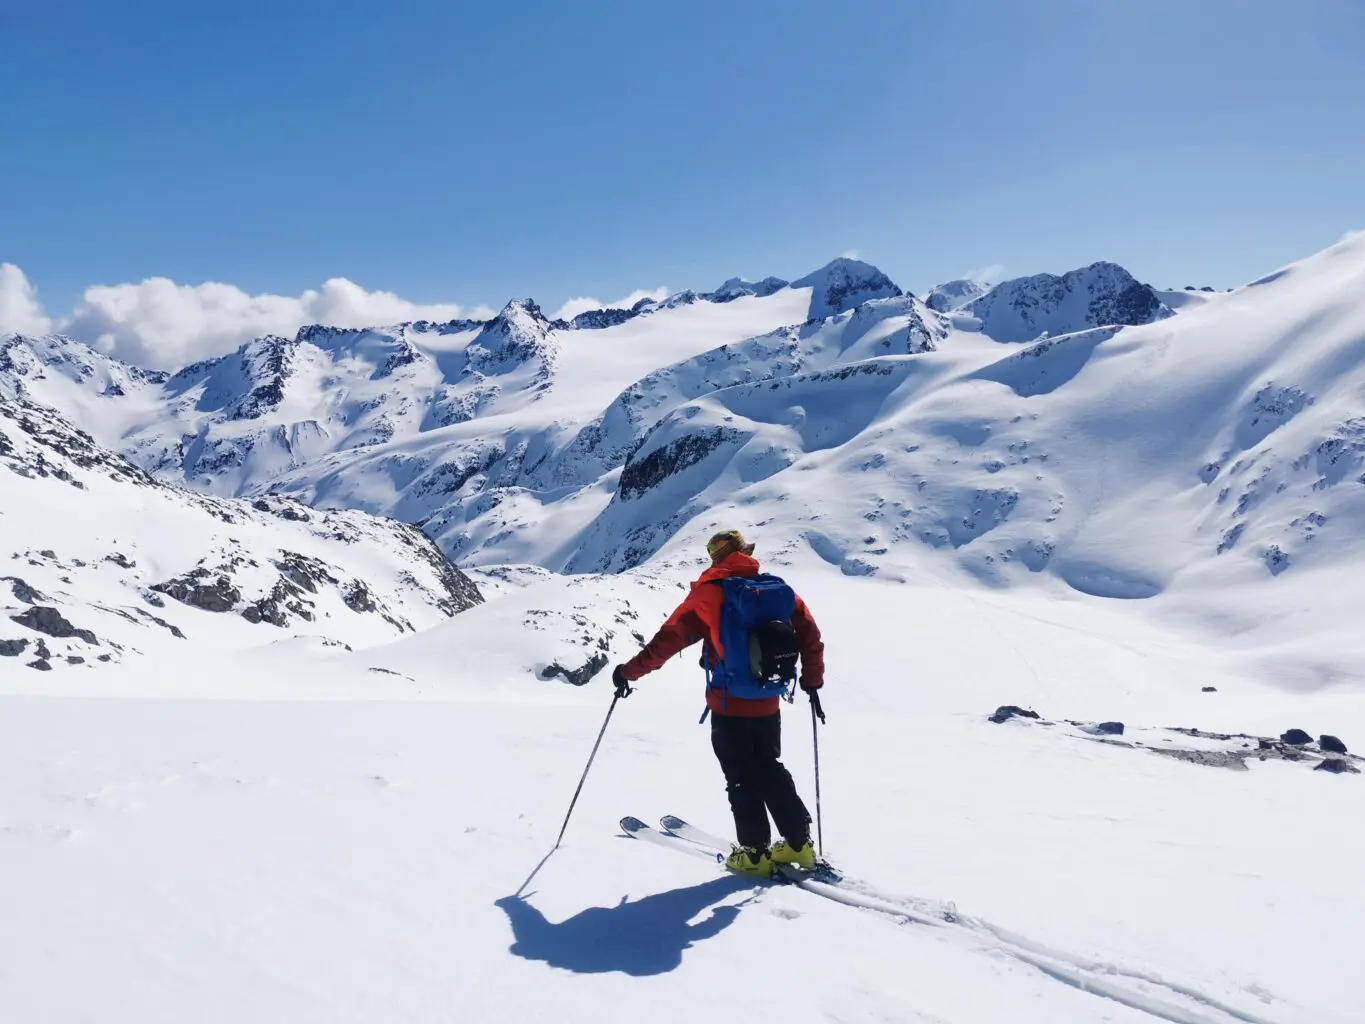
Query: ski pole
[[553, 691, 623, 850], [809, 689, 825, 857]]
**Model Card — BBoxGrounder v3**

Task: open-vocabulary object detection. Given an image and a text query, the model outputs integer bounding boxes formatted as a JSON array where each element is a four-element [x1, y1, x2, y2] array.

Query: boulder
[[0, 638, 29, 657], [1314, 758, 1359, 775], [1280, 728, 1313, 745], [1319, 734, 1348, 755]]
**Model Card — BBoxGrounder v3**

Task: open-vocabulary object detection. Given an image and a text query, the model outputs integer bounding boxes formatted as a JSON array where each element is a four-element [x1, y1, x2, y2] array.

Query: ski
[[660, 814, 844, 885], [658, 815, 731, 855], [658, 814, 956, 925], [620, 816, 724, 864]]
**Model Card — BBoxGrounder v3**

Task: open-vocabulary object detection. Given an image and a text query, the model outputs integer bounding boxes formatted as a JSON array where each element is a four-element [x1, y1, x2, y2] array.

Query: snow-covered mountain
[[6, 240, 1365, 682], [926, 277, 990, 312], [0, 392, 482, 672], [963, 261, 1173, 341], [4, 240, 1364, 1024]]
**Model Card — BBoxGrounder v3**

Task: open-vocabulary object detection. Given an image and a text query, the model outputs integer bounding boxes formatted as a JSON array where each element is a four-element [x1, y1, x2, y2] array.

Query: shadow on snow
[[496, 875, 755, 976]]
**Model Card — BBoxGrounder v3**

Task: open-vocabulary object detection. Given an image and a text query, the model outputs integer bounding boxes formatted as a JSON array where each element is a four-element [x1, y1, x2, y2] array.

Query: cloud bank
[[0, 264, 496, 370], [0, 265, 681, 370], [0, 263, 53, 337], [551, 287, 669, 322]]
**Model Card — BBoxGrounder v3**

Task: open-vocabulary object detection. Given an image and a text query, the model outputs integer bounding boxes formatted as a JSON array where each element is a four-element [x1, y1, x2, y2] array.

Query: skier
[[611, 529, 825, 877]]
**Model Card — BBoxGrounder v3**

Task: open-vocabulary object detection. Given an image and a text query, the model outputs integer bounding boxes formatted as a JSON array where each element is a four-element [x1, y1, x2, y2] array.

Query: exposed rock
[[1280, 728, 1313, 745], [1201, 686, 1218, 693], [0, 638, 29, 656], [66, 655, 85, 665], [539, 653, 610, 687], [989, 705, 1042, 724], [1320, 734, 1348, 754], [104, 552, 136, 569], [1315, 758, 1359, 774], [1150, 748, 1250, 771], [27, 658, 52, 671], [619, 427, 742, 500], [2, 576, 46, 603], [151, 572, 241, 613], [343, 579, 378, 613], [10, 605, 99, 644], [1094, 721, 1125, 736]]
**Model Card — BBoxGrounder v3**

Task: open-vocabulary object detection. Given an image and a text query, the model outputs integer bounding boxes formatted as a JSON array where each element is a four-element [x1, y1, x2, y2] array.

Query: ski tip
[[620, 816, 648, 834], [659, 815, 685, 831]]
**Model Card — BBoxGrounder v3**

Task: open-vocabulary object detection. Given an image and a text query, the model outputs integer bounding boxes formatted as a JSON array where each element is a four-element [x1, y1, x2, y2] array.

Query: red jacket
[[619, 552, 825, 716]]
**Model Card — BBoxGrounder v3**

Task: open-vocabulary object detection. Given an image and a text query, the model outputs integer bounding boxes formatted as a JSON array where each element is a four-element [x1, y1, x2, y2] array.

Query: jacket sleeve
[[792, 595, 825, 689], [620, 596, 705, 682]]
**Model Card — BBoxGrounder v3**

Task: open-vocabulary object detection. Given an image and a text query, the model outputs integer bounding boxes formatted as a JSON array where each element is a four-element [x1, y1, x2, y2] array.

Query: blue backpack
[[703, 574, 802, 701]]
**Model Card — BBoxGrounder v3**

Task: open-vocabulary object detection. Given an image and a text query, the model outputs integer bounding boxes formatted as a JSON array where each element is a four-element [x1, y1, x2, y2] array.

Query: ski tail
[[621, 816, 723, 863], [659, 815, 732, 854]]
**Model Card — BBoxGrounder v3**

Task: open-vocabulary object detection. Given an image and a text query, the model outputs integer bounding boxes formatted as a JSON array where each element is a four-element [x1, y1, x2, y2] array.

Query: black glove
[[612, 665, 634, 699], [805, 684, 826, 723]]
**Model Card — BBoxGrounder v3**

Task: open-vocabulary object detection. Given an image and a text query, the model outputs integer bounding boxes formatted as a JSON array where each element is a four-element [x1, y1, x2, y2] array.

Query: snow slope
[[1, 564, 1359, 1024], [0, 394, 482, 672]]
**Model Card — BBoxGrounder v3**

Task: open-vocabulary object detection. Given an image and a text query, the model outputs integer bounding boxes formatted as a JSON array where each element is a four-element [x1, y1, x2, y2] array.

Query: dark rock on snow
[[1314, 758, 1359, 775], [27, 659, 52, 671], [1319, 734, 1348, 755], [0, 637, 30, 656], [2, 576, 47, 603], [1095, 721, 1125, 736], [10, 605, 99, 644], [1280, 728, 1313, 745], [1201, 686, 1218, 692], [151, 572, 241, 613], [989, 705, 1042, 724], [539, 652, 610, 687]]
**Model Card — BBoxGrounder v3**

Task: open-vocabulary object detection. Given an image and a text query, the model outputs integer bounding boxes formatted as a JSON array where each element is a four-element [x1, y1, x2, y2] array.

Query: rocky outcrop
[[10, 606, 99, 645]]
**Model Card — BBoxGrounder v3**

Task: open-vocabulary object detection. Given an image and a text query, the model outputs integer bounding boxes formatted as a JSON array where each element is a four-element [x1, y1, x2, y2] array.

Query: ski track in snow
[[654, 816, 1287, 1024]]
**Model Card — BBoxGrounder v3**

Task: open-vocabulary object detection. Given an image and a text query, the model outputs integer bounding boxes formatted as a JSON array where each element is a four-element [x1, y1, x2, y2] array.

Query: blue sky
[[2, 0, 1364, 358]]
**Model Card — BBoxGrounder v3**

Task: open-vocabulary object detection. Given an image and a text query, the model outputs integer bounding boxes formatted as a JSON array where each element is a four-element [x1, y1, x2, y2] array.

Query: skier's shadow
[[495, 875, 755, 976]]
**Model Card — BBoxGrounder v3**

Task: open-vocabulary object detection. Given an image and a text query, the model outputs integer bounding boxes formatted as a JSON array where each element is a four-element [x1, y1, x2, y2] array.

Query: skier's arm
[[793, 595, 825, 689], [619, 602, 705, 682]]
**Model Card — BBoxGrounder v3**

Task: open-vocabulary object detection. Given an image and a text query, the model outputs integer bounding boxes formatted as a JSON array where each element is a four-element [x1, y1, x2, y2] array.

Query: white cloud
[[0, 263, 53, 337], [2, 267, 496, 370], [961, 263, 1006, 284], [840, 249, 861, 260], [551, 287, 669, 322]]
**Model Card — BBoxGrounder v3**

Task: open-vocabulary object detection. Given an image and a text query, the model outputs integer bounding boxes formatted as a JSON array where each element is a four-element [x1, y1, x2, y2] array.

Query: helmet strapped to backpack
[[703, 574, 801, 700]]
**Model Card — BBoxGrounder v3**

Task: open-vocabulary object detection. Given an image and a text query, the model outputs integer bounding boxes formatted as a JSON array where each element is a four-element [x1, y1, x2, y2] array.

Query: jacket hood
[[695, 551, 760, 585]]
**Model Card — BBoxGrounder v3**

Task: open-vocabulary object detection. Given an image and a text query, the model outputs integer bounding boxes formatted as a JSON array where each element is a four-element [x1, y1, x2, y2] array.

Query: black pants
[[710, 712, 811, 850]]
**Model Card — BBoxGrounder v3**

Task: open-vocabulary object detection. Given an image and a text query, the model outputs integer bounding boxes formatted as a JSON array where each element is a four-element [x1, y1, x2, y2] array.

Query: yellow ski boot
[[770, 839, 817, 870], [724, 846, 772, 878]]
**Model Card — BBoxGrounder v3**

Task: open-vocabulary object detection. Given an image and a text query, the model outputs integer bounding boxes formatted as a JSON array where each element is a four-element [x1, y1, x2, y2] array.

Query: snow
[[1, 567, 1360, 1023], [4, 237, 1365, 1022]]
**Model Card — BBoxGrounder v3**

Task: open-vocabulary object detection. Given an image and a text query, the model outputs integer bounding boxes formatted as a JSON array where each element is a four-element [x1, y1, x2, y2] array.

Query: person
[[611, 529, 825, 877]]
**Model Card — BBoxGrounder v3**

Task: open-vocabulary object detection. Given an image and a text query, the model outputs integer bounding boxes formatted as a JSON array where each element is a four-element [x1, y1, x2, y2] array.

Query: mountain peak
[[926, 279, 990, 313], [965, 261, 1173, 342], [791, 258, 903, 320]]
